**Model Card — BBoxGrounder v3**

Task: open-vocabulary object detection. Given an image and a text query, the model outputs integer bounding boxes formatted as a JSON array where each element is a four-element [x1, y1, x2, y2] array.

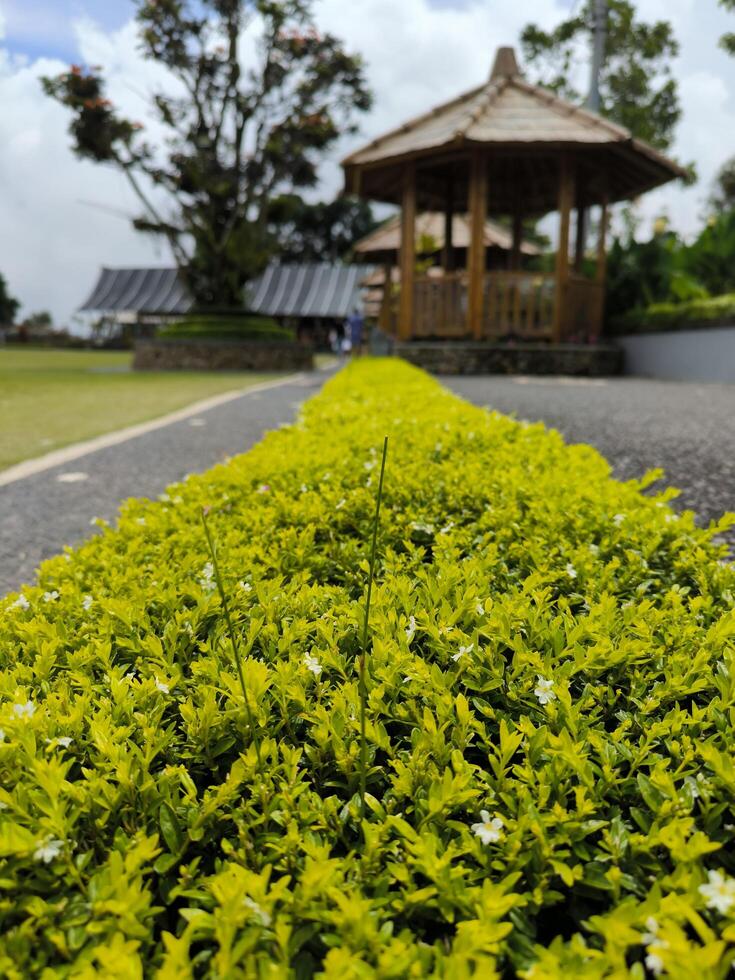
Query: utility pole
[[587, 0, 607, 112], [578, 0, 607, 267]]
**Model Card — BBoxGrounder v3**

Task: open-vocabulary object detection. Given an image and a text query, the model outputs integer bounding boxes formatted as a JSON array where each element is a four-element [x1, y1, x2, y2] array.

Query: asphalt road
[[444, 374, 735, 542], [0, 371, 326, 596]]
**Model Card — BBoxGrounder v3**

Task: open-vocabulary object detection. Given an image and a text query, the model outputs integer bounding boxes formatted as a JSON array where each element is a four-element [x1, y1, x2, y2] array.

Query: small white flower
[[588, 543, 599, 556], [13, 700, 35, 720], [405, 615, 416, 642], [471, 810, 504, 845], [56, 736, 72, 749], [34, 838, 64, 864], [641, 917, 659, 945], [12, 595, 29, 611], [434, 441, 443, 453], [243, 896, 271, 927], [158, 493, 170, 502], [303, 653, 322, 677], [613, 513, 625, 526], [82, 595, 93, 611], [565, 563, 577, 579], [364, 460, 375, 471], [452, 643, 474, 663], [199, 562, 215, 593], [43, 591, 59, 603], [183, 622, 194, 637], [238, 581, 253, 593], [534, 676, 556, 705], [402, 676, 412, 684], [256, 483, 270, 494], [0, 728, 5, 742], [644, 950, 665, 976], [699, 869, 735, 914], [300, 483, 308, 493], [476, 602, 485, 616], [154, 677, 170, 694], [439, 522, 454, 535], [136, 517, 146, 525], [171, 495, 183, 505], [335, 498, 346, 510]]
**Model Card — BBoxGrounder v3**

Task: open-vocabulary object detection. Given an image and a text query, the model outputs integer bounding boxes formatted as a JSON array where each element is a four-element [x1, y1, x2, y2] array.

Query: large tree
[[520, 0, 681, 151], [709, 157, 735, 213], [266, 194, 377, 263], [0, 273, 19, 325], [43, 0, 371, 309], [721, 0, 735, 55]]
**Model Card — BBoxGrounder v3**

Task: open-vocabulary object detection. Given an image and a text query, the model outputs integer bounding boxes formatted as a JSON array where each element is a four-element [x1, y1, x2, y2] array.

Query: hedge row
[[158, 315, 294, 343], [2, 360, 735, 977], [611, 292, 735, 334]]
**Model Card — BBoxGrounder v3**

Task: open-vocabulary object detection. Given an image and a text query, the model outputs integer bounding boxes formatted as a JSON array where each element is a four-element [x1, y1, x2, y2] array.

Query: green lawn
[[0, 348, 277, 471]]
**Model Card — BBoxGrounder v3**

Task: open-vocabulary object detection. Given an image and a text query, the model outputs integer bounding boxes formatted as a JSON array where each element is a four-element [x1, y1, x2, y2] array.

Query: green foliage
[[720, 0, 735, 55], [0, 272, 20, 325], [606, 212, 735, 330], [611, 292, 735, 334], [2, 360, 735, 975], [158, 314, 294, 343], [268, 194, 377, 262], [520, 0, 682, 151], [709, 157, 735, 212], [42, 1, 372, 308]]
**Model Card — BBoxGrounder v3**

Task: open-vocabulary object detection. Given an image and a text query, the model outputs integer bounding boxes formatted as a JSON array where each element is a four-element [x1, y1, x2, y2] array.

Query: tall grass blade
[[359, 436, 388, 817], [201, 508, 263, 769]]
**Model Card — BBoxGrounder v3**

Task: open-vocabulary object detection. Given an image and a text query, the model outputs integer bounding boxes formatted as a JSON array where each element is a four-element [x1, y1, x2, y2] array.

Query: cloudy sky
[[0, 0, 733, 325]]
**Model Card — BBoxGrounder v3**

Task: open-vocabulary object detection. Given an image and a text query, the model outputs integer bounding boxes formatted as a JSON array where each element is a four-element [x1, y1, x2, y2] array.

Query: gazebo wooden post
[[510, 200, 523, 271], [553, 154, 575, 343], [442, 173, 455, 272], [398, 162, 416, 340], [467, 150, 487, 339], [574, 203, 586, 273]]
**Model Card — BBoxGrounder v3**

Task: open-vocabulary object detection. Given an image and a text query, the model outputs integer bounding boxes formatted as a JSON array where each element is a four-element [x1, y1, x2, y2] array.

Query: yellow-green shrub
[[1, 359, 735, 978]]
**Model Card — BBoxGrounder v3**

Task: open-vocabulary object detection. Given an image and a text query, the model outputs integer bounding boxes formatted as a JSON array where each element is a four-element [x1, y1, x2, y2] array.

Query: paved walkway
[[0, 371, 328, 595], [445, 374, 735, 543]]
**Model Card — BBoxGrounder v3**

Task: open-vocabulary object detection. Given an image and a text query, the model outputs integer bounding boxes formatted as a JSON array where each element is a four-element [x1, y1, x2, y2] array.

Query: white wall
[[618, 326, 735, 384]]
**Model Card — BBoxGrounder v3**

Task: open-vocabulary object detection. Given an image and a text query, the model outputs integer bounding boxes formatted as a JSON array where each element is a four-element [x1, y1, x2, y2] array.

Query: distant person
[[346, 307, 364, 356], [328, 327, 340, 354]]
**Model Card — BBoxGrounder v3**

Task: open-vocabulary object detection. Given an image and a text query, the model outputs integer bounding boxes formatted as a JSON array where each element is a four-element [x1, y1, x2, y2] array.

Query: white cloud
[[0, 0, 733, 324]]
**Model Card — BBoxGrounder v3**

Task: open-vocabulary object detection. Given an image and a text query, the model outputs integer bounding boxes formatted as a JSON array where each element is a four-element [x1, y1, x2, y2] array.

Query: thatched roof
[[353, 211, 539, 256], [342, 46, 686, 212]]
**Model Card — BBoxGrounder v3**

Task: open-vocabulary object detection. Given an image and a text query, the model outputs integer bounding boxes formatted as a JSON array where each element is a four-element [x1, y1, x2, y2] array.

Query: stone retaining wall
[[394, 341, 622, 376], [133, 339, 313, 372]]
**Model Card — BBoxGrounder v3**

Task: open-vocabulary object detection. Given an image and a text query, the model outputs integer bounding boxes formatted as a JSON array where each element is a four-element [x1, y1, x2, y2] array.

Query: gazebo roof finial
[[489, 46, 521, 81]]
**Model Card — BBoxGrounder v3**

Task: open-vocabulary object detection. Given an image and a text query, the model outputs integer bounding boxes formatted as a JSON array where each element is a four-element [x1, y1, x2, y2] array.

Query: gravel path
[[0, 371, 328, 596], [444, 374, 735, 543]]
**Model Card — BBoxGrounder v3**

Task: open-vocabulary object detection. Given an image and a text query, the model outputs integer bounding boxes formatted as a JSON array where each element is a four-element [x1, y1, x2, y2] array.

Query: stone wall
[[394, 341, 622, 376], [618, 325, 735, 383], [133, 339, 313, 373]]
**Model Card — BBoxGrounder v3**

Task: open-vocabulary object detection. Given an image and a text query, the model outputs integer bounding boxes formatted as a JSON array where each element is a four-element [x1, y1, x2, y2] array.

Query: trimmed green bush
[[158, 314, 294, 343], [2, 360, 735, 977], [611, 292, 735, 334]]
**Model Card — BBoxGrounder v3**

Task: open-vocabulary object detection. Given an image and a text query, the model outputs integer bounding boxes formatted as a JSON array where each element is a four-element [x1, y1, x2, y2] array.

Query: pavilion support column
[[398, 162, 416, 340], [510, 203, 523, 271], [574, 204, 587, 273], [553, 155, 575, 343], [467, 150, 487, 340], [442, 174, 455, 272]]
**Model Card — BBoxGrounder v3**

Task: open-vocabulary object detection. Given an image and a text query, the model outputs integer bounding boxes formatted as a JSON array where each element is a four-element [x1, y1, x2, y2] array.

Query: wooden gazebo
[[342, 46, 686, 344]]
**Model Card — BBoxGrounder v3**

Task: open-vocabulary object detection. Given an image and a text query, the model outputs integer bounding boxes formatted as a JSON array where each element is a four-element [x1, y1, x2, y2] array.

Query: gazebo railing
[[383, 271, 557, 339], [483, 272, 556, 338]]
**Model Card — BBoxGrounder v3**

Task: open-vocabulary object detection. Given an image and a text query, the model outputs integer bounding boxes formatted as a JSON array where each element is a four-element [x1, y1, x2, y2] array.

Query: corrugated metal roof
[[78, 267, 193, 315], [79, 263, 375, 318], [245, 263, 376, 317]]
